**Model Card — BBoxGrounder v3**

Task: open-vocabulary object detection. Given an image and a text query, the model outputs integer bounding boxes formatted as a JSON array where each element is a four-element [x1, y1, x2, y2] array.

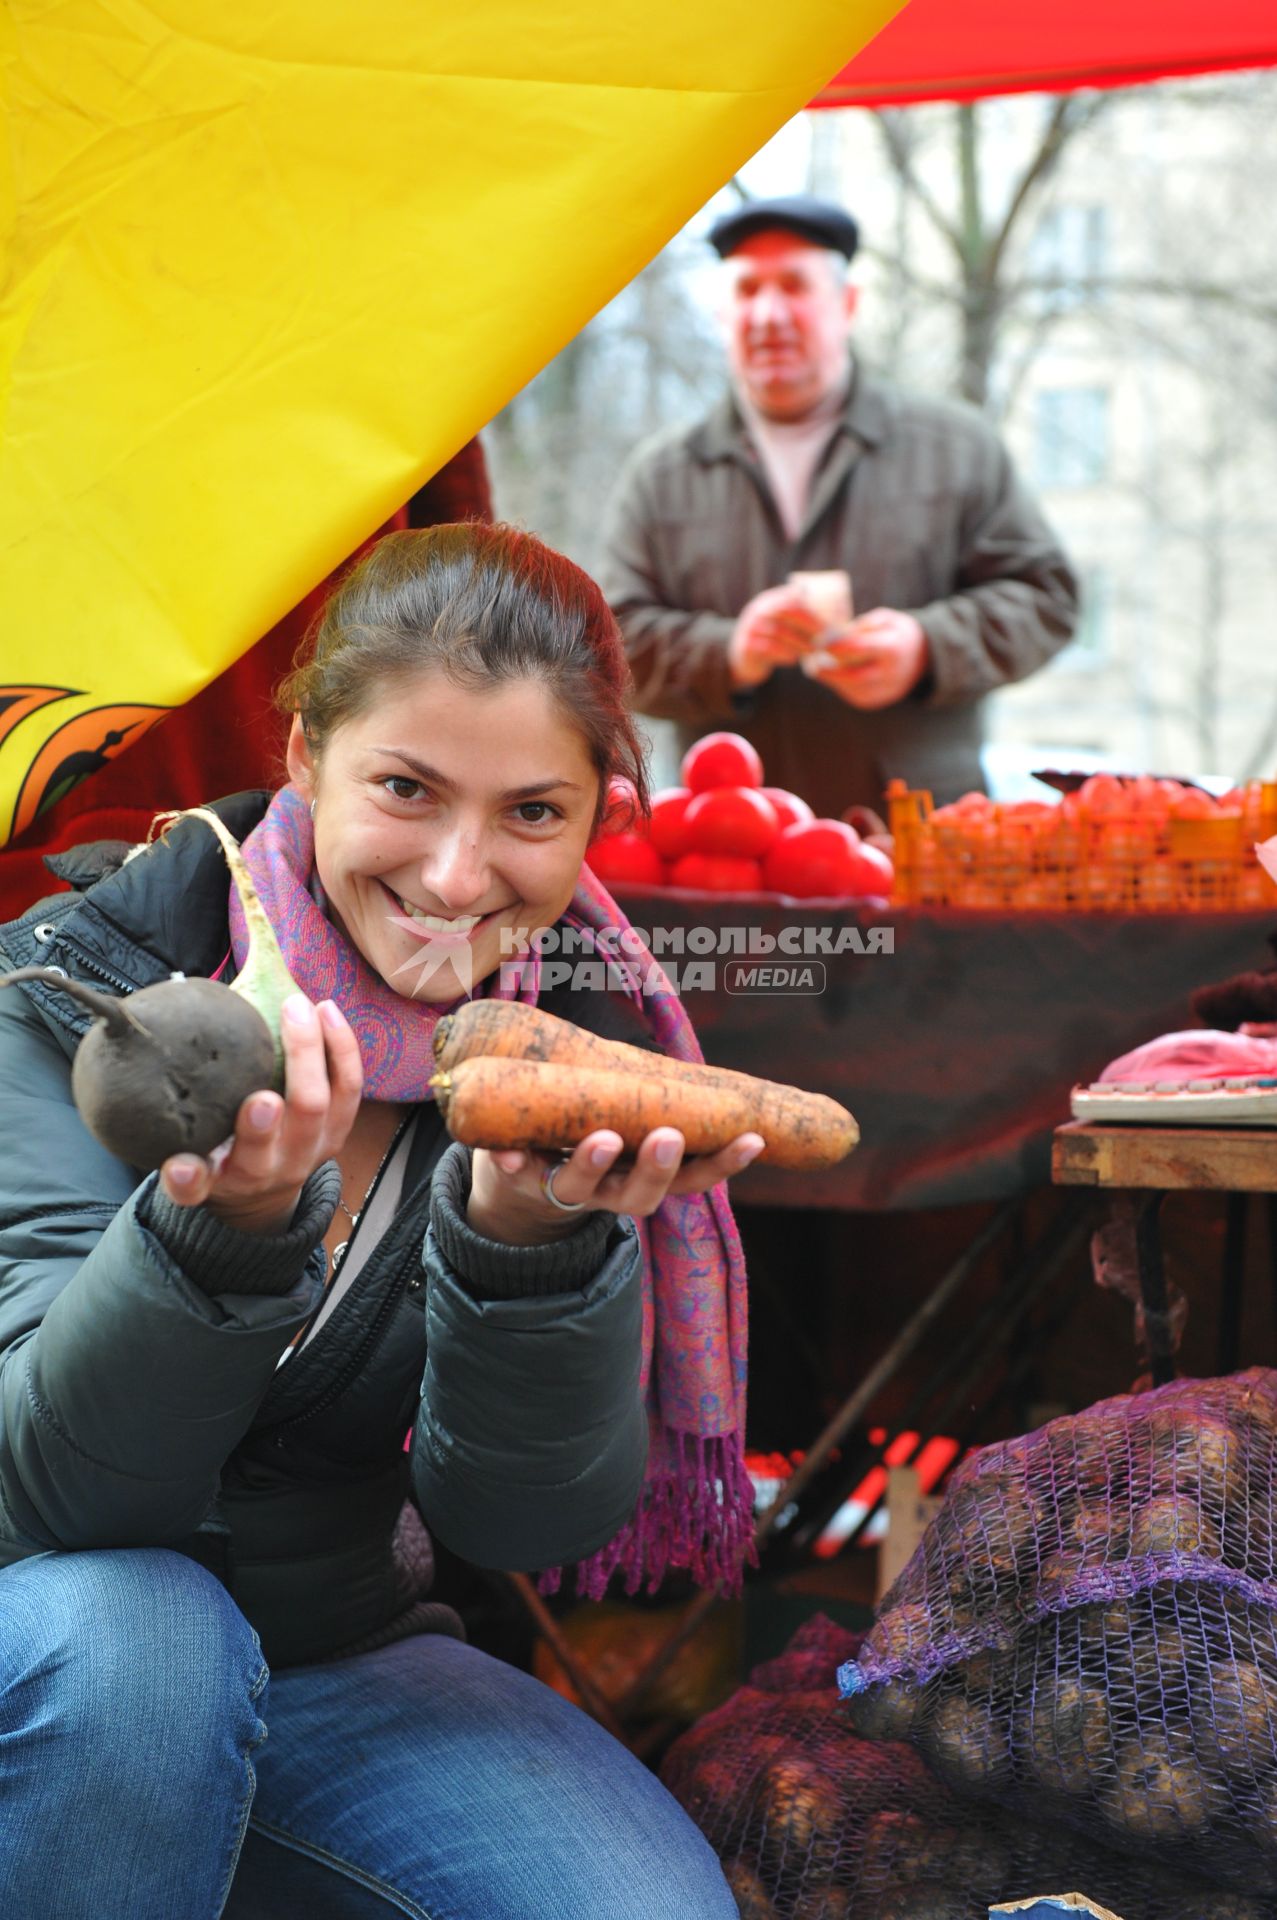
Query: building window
[[1033, 387, 1109, 489], [1027, 205, 1107, 312]]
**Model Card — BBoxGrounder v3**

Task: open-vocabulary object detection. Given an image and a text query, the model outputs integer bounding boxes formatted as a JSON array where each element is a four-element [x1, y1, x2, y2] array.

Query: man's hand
[[727, 586, 827, 690], [805, 608, 930, 710]]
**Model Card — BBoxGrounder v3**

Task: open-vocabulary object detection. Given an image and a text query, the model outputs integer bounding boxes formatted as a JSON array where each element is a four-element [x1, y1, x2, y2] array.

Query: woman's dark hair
[[276, 523, 649, 822]]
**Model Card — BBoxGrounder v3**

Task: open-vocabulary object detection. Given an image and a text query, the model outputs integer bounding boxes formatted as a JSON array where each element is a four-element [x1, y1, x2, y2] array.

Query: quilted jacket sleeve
[[914, 427, 1079, 705], [410, 1144, 647, 1570], [0, 986, 334, 1556]]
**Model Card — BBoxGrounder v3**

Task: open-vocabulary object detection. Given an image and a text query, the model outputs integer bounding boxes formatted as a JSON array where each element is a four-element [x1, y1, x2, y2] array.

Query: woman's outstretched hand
[[158, 995, 364, 1236], [466, 1128, 764, 1248]]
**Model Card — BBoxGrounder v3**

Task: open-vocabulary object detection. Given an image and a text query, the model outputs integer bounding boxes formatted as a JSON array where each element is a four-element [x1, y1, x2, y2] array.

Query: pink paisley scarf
[[230, 784, 753, 1597]]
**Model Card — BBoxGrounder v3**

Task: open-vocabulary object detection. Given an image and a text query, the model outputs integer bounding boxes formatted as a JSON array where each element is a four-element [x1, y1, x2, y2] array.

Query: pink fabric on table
[[1099, 1028, 1277, 1084]]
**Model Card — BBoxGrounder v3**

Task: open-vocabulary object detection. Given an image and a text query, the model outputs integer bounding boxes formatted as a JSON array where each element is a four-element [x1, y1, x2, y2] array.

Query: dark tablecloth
[[610, 891, 1277, 1212]]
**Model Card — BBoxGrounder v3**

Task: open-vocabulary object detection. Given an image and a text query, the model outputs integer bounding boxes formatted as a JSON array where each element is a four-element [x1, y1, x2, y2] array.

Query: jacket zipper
[[270, 1250, 419, 1442], [269, 1140, 429, 1442], [54, 937, 146, 997]]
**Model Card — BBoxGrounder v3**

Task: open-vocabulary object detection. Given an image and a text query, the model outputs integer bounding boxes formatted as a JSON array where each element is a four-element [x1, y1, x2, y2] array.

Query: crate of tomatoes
[[586, 733, 894, 903], [887, 774, 1277, 913]]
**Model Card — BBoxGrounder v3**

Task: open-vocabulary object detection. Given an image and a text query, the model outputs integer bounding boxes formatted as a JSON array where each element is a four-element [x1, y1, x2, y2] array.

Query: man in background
[[598, 195, 1079, 816]]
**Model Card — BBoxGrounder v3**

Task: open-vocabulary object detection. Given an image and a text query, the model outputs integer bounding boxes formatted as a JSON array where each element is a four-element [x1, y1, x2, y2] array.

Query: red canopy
[[814, 0, 1277, 108]]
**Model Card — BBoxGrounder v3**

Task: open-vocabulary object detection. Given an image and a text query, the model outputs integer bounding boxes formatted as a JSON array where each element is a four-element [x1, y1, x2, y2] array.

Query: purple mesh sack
[[661, 1615, 1265, 1919], [838, 1370, 1277, 1894]]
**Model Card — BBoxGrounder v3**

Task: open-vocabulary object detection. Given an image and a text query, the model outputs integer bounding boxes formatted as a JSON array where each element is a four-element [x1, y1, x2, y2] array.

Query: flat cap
[[708, 195, 859, 262]]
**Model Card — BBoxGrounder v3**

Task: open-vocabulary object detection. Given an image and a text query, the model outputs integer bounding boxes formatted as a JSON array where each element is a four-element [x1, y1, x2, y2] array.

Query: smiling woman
[[0, 522, 753, 1918], [277, 525, 650, 1007], [286, 673, 599, 1006]]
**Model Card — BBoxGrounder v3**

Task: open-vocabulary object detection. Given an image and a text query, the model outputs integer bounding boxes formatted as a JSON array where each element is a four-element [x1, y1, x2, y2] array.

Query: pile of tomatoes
[[896, 771, 1270, 912], [586, 732, 894, 901], [930, 773, 1245, 834]]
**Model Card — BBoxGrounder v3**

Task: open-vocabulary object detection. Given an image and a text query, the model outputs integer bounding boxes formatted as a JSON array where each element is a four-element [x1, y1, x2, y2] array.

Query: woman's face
[[287, 670, 600, 1003]]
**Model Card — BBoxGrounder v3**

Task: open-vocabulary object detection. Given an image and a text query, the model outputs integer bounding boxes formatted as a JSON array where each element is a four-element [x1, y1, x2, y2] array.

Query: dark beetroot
[[1, 967, 275, 1171], [0, 805, 307, 1171]]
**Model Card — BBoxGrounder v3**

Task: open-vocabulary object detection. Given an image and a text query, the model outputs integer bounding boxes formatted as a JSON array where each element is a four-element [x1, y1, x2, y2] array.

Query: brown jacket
[[598, 365, 1079, 815]]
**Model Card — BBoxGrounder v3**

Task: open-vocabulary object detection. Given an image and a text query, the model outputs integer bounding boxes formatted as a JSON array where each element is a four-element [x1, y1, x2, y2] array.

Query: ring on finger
[[541, 1159, 585, 1214]]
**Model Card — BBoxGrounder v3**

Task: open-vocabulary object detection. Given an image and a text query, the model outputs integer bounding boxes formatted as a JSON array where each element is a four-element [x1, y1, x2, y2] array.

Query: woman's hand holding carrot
[[159, 996, 364, 1236], [466, 1128, 764, 1248]]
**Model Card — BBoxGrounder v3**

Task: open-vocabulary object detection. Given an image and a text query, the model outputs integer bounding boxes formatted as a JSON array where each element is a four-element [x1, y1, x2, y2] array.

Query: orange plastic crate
[[886, 779, 1277, 913]]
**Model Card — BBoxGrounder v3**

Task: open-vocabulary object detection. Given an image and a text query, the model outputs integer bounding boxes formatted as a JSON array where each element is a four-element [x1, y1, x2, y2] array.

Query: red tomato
[[680, 731, 764, 793], [1121, 776, 1166, 820], [668, 852, 764, 893], [1170, 787, 1219, 819], [1079, 773, 1128, 814], [648, 786, 695, 860], [684, 786, 779, 857], [763, 820, 893, 900], [846, 842, 895, 897], [761, 786, 815, 832], [932, 794, 994, 827], [585, 831, 665, 887]]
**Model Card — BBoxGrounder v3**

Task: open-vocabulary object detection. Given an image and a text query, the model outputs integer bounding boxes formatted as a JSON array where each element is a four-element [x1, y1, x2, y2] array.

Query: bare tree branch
[[991, 306, 1067, 422], [857, 245, 963, 307], [995, 271, 1277, 325], [1098, 278, 1277, 323], [872, 109, 963, 255], [1241, 683, 1277, 780], [986, 95, 1109, 284]]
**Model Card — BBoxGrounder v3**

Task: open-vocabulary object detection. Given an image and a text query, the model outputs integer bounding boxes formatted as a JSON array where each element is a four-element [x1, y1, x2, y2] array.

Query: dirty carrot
[[431, 1055, 856, 1171], [432, 1000, 857, 1169]]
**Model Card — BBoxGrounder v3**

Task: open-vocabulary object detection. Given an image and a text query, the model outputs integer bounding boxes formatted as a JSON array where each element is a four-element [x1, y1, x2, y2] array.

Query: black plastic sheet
[[612, 892, 1277, 1212]]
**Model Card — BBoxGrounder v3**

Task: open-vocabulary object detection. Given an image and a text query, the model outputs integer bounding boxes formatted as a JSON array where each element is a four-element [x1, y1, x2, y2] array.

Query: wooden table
[[1053, 1122, 1277, 1383]]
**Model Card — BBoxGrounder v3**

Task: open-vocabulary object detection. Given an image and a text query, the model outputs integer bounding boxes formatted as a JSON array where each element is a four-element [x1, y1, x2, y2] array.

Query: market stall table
[[1053, 1120, 1277, 1384], [601, 891, 1277, 1210]]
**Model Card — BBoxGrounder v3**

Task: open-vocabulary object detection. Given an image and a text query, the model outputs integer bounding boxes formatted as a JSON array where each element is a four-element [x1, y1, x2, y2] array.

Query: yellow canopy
[[0, 0, 904, 842]]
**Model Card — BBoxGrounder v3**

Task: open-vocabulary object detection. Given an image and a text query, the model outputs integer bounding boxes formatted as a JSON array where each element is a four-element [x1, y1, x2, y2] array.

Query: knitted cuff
[[430, 1142, 618, 1301], [137, 1160, 343, 1297]]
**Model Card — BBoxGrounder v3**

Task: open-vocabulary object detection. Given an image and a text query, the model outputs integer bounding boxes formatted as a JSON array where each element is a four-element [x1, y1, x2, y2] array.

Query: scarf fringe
[[537, 1430, 757, 1601]]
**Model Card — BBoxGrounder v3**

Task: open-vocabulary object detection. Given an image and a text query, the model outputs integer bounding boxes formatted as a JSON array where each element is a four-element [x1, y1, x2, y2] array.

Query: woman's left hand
[[466, 1128, 764, 1248]]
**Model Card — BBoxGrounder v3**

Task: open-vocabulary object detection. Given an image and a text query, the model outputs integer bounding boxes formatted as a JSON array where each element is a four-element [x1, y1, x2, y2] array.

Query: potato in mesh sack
[[838, 1370, 1277, 1893], [661, 1614, 1263, 1919]]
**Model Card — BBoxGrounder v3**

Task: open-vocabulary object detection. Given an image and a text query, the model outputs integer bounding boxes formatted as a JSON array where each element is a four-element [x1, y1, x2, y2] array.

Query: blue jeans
[[0, 1548, 737, 1919]]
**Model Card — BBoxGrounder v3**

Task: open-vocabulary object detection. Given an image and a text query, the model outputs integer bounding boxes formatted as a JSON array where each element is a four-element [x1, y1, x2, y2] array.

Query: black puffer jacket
[[0, 794, 648, 1666]]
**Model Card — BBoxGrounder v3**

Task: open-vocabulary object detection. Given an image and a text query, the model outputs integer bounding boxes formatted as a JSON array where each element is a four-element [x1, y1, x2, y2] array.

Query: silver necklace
[[332, 1189, 366, 1268], [331, 1122, 405, 1269]]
